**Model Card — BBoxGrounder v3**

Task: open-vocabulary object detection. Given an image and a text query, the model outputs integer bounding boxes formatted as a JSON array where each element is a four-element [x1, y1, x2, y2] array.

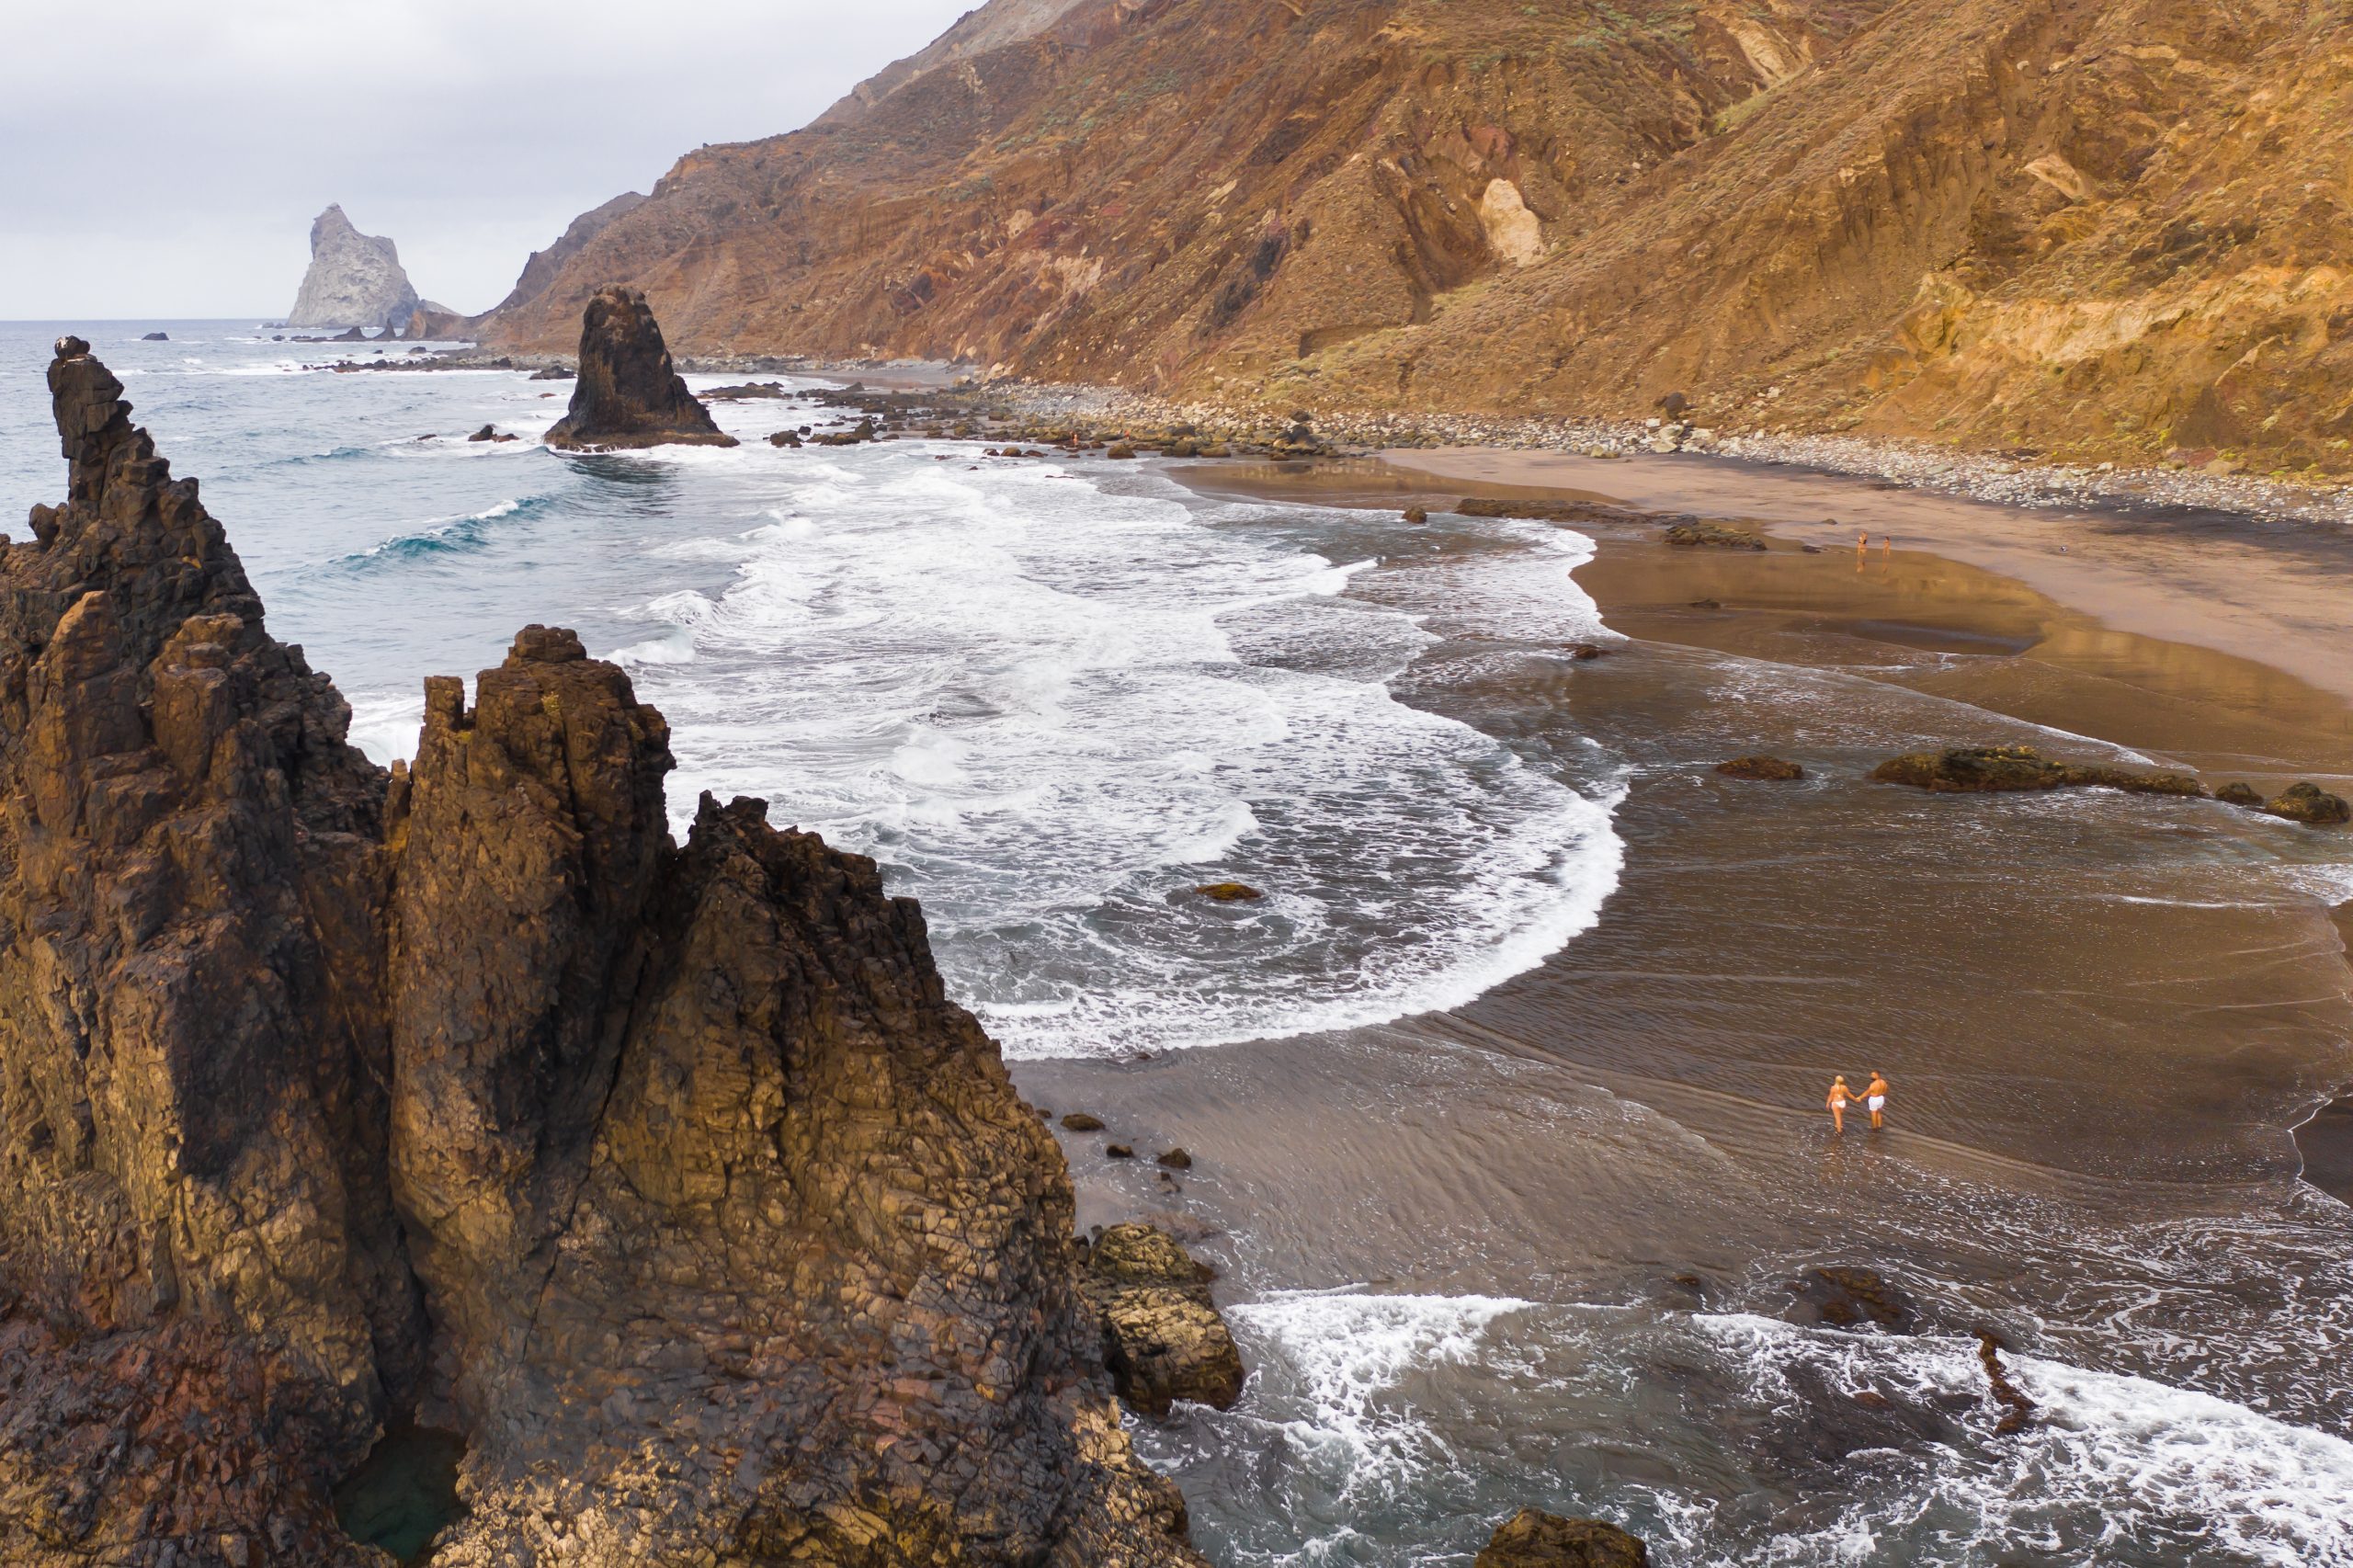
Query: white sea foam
[[347, 691, 425, 766], [1226, 1291, 1535, 1501], [1690, 1313, 2353, 1567], [619, 449, 1625, 1058]]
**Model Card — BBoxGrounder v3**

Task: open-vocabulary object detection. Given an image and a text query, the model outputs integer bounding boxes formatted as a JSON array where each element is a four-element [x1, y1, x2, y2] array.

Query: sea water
[[4, 323, 2349, 1568]]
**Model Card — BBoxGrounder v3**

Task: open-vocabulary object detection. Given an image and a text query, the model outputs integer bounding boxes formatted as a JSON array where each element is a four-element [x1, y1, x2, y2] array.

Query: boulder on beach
[[1079, 1224, 1245, 1417], [1473, 1508, 1649, 1568], [1404, 504, 1429, 524], [1870, 744, 2205, 798], [1565, 642, 1610, 660], [1061, 1112, 1107, 1131], [1157, 1148, 1194, 1169], [1107, 443, 1138, 459], [2264, 781, 2351, 825], [768, 428, 804, 448], [1194, 881, 1263, 902], [1787, 1266, 1918, 1332], [544, 285, 739, 450], [1716, 756, 1804, 781], [2215, 781, 2266, 807], [1107, 1143, 1136, 1159], [1663, 518, 1766, 551], [529, 365, 575, 381]]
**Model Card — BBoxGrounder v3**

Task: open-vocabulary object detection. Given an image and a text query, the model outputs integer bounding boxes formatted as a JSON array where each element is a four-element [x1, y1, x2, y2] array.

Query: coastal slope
[[0, 341, 1200, 1566], [476, 0, 2352, 476]]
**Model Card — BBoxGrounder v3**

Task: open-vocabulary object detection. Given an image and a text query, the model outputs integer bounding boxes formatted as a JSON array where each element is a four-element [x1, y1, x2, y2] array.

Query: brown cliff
[[477, 0, 2352, 478], [0, 341, 1200, 1565]]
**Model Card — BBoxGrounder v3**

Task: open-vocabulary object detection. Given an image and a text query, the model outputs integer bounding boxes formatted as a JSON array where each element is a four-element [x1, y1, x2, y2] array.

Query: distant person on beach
[[1864, 1071, 1889, 1130], [1827, 1074, 1853, 1132]]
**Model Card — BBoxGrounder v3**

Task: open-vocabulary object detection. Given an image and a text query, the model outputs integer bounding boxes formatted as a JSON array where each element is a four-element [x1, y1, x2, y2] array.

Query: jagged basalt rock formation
[[544, 287, 736, 451], [289, 205, 424, 331], [0, 341, 1202, 1566]]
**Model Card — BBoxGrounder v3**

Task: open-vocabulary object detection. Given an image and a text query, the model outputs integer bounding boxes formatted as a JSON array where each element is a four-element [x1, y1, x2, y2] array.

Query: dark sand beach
[[1017, 448, 2353, 1562]]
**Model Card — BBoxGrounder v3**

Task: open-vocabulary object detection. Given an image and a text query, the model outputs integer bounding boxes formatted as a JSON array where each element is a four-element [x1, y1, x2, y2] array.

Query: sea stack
[[0, 340, 1200, 1565], [544, 285, 737, 449], [287, 203, 422, 330]]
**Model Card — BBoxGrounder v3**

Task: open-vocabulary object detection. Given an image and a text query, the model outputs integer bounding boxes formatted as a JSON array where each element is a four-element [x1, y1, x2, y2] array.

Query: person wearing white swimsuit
[[1863, 1070, 1889, 1130]]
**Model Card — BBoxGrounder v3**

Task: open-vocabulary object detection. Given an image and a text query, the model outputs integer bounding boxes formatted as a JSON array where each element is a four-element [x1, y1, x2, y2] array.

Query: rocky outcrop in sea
[[545, 287, 737, 450], [0, 339, 1203, 1566], [288, 204, 424, 331]]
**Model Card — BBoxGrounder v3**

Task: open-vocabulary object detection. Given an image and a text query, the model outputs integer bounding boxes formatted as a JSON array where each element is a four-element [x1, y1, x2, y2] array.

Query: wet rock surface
[[1472, 1507, 1649, 1568], [1078, 1224, 1245, 1419], [1871, 744, 2205, 799], [0, 342, 1202, 1566], [1715, 756, 1804, 781], [2262, 781, 2350, 825], [1662, 518, 1766, 551], [544, 287, 737, 451]]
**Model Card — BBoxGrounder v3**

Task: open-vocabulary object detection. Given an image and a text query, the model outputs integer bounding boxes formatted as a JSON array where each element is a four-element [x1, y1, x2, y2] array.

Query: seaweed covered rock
[[1870, 745, 2204, 799], [1079, 1224, 1245, 1417], [0, 342, 1202, 1568], [1473, 1508, 1649, 1568], [2263, 781, 2350, 825], [544, 286, 736, 450], [1662, 518, 1766, 551]]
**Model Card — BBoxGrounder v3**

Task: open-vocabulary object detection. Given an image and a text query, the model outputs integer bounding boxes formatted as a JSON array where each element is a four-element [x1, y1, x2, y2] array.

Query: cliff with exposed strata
[[0, 338, 1201, 1566], [476, 0, 2353, 477]]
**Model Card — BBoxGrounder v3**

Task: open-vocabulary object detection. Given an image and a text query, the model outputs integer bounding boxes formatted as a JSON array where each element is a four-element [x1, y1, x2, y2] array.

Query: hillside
[[477, 0, 2353, 477]]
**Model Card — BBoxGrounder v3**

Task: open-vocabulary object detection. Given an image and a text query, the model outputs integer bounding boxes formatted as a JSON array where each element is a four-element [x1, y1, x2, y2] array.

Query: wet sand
[[1015, 448, 2353, 1562]]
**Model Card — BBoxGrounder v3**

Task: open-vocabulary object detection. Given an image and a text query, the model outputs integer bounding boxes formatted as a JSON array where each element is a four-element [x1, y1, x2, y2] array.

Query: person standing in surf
[[1864, 1070, 1889, 1130], [1827, 1074, 1854, 1133]]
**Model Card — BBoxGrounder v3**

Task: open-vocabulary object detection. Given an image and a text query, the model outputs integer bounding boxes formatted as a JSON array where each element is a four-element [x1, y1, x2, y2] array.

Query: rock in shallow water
[[1079, 1224, 1245, 1418], [0, 341, 1201, 1566], [1715, 755, 1804, 781], [544, 285, 738, 450], [1473, 1507, 1649, 1568], [2264, 780, 2351, 825], [1870, 744, 2204, 799]]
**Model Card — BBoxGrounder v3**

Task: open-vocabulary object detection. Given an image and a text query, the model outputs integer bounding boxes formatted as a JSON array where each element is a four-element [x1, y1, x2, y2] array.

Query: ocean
[[5, 321, 2350, 1567]]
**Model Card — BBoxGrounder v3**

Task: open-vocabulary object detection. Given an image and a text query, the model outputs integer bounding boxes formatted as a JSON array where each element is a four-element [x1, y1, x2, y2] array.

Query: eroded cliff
[[478, 0, 2353, 477], [0, 340, 1203, 1567]]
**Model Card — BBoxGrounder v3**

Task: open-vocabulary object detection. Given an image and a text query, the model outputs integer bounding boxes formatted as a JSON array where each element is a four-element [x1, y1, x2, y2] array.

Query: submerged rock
[[1715, 756, 1804, 781], [544, 286, 738, 450], [1079, 1224, 1245, 1417], [2264, 781, 2351, 825], [288, 204, 422, 330], [0, 340, 1203, 1566], [1194, 881, 1264, 901], [1870, 744, 2205, 798], [1787, 1266, 1919, 1332], [1473, 1508, 1649, 1568]]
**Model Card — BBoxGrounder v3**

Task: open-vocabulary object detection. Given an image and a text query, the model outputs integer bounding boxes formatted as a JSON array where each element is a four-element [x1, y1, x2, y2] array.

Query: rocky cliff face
[[289, 205, 424, 331], [0, 341, 1201, 1566], [477, 0, 2353, 477]]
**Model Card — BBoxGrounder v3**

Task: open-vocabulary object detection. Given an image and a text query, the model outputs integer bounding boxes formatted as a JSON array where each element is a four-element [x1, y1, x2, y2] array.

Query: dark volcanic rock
[[139, 331, 168, 341], [544, 286, 737, 451], [1871, 744, 2205, 799], [1787, 1266, 1919, 1332], [528, 365, 574, 381], [0, 342, 1202, 1566], [1473, 1507, 1649, 1568], [1716, 756, 1804, 781], [2215, 781, 2266, 807], [1078, 1224, 1244, 1418], [2264, 781, 2351, 825]]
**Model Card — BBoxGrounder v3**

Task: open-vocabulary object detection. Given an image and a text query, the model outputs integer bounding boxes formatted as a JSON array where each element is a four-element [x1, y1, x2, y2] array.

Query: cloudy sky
[[1, 0, 977, 319]]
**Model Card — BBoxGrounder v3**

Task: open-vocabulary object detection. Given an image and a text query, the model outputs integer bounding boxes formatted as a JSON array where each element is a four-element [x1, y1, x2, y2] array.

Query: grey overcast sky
[[0, 0, 978, 319]]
